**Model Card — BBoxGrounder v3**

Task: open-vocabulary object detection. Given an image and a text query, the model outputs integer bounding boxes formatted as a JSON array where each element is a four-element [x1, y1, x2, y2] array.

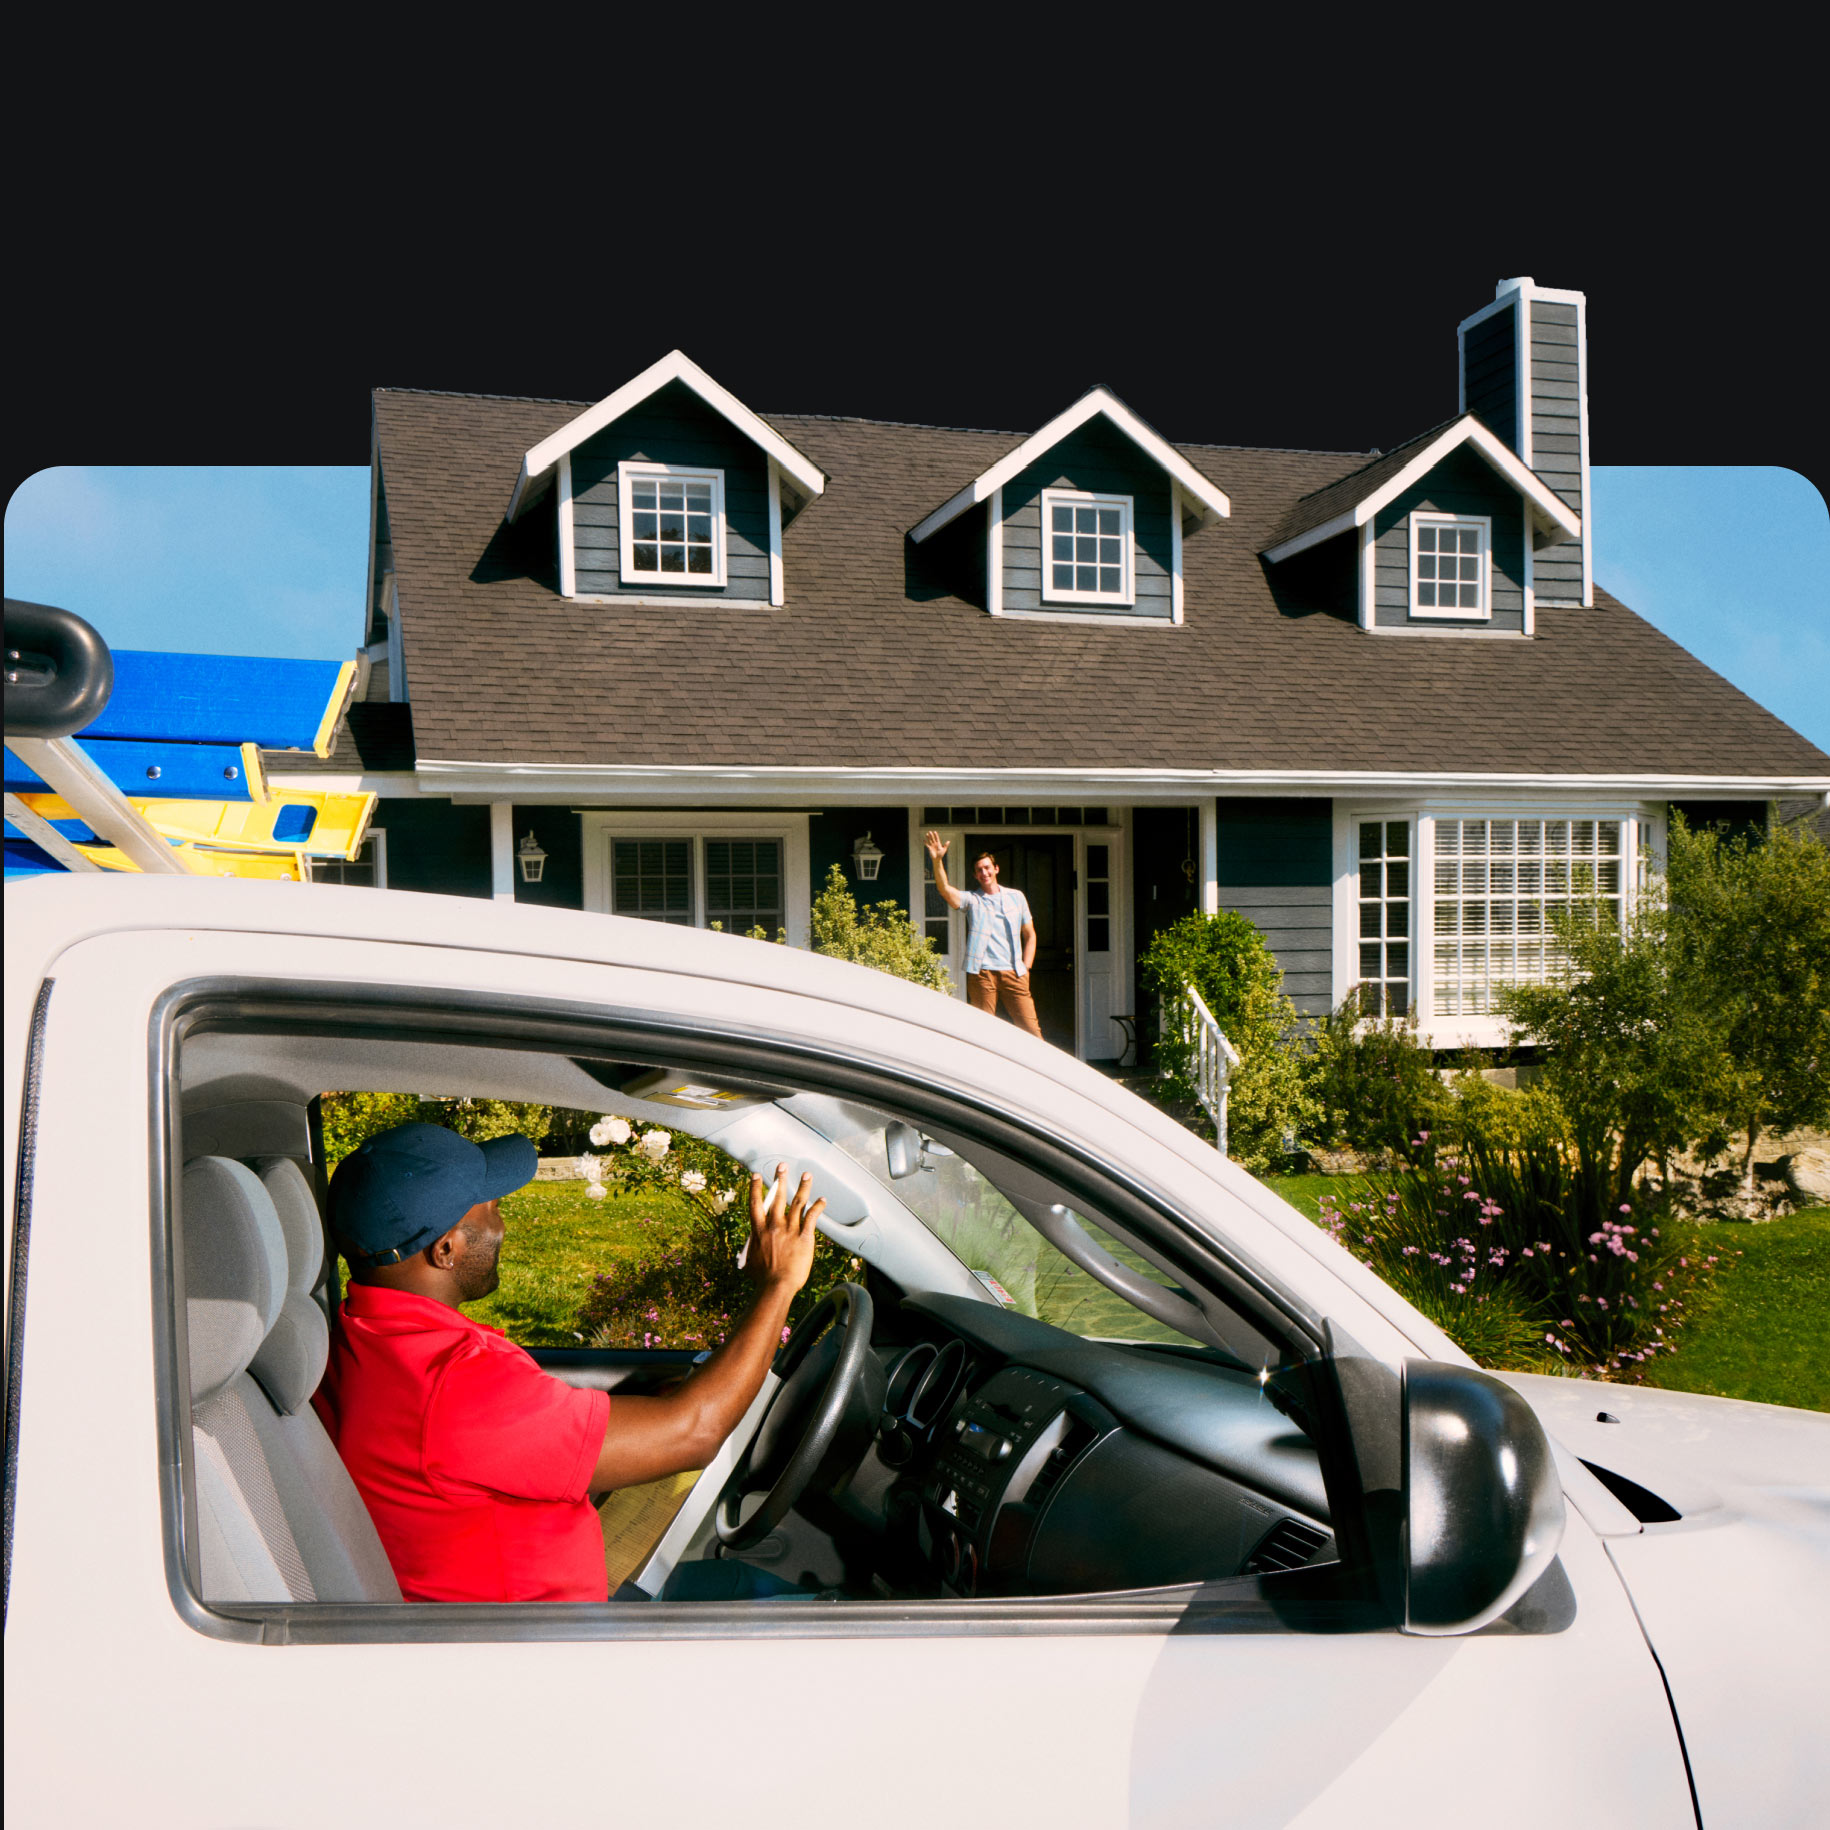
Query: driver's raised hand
[[747, 1165, 823, 1294], [924, 829, 948, 858]]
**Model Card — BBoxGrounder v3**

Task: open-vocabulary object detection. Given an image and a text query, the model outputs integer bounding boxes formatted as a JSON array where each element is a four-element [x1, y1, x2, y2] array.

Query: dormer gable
[[909, 387, 1230, 624], [1261, 414, 1581, 636], [505, 350, 826, 608]]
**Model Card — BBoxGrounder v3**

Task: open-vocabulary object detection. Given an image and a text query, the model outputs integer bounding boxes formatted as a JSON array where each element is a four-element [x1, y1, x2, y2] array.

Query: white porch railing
[[1176, 982, 1242, 1156]]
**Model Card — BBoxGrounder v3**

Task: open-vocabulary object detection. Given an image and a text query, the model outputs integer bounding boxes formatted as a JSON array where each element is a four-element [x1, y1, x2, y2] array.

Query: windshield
[[798, 1098, 1201, 1348]]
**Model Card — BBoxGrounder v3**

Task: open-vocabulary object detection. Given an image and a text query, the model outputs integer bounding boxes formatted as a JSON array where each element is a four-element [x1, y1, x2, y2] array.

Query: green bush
[[1140, 911, 1313, 1172], [1305, 1001, 1447, 1160], [318, 1093, 554, 1169], [809, 863, 952, 993]]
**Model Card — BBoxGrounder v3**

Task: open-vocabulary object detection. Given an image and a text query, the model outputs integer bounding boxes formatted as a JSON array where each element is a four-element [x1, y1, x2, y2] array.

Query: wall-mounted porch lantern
[[851, 832, 884, 881], [517, 831, 548, 884]]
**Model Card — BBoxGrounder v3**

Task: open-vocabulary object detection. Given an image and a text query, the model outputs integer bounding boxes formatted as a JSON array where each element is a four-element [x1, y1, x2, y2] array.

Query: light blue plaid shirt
[[960, 886, 1032, 974]]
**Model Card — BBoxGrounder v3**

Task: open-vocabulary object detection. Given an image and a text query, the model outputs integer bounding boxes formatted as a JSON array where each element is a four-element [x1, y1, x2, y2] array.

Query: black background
[[5, 34, 1821, 509]]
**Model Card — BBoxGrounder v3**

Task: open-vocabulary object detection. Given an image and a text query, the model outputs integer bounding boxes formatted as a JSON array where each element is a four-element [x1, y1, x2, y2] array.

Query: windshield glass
[[797, 1098, 1201, 1347]]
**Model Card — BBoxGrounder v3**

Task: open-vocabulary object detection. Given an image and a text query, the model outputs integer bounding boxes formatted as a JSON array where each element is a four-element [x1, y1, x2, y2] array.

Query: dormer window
[[1043, 489, 1133, 605], [1411, 513, 1490, 618], [619, 462, 726, 586]]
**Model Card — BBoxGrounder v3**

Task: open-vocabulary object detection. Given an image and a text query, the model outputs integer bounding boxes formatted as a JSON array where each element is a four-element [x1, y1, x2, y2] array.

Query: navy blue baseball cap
[[328, 1122, 539, 1267]]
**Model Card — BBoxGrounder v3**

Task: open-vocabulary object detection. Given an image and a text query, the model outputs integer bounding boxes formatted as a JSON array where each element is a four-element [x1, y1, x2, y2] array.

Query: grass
[[1265, 1173, 1830, 1413], [1638, 1207, 1830, 1412]]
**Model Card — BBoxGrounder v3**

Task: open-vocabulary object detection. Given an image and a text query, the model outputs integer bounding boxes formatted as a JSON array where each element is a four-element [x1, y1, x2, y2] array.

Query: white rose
[[599, 1116, 632, 1145], [587, 1121, 611, 1146], [585, 1183, 607, 1200], [711, 1190, 734, 1214], [638, 1129, 672, 1162], [681, 1170, 707, 1194], [577, 1154, 604, 1183]]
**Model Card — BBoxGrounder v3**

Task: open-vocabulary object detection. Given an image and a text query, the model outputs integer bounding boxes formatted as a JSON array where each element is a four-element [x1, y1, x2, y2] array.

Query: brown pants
[[968, 969, 1043, 1038]]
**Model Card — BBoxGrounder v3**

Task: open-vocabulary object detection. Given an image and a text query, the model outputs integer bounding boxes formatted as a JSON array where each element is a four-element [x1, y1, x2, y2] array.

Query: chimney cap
[[1496, 276, 1535, 297]]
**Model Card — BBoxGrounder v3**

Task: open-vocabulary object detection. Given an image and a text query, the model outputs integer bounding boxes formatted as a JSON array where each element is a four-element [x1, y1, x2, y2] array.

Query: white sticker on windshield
[[972, 1270, 1016, 1306]]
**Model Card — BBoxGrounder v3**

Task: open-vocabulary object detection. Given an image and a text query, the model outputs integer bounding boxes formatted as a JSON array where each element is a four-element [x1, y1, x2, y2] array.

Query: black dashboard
[[873, 1294, 1336, 1598]]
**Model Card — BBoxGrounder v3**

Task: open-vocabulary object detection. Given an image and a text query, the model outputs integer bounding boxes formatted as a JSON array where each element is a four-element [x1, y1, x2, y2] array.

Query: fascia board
[[411, 759, 1830, 802], [1348, 420, 1581, 542], [909, 390, 1231, 543], [1262, 510, 1358, 565], [507, 350, 827, 522]]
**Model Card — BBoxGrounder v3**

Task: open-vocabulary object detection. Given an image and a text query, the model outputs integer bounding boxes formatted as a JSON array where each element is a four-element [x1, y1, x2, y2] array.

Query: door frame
[[910, 815, 1128, 1061]]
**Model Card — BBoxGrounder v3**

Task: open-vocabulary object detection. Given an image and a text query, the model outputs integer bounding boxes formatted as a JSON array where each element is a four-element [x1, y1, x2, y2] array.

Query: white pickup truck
[[4, 871, 1827, 1829]]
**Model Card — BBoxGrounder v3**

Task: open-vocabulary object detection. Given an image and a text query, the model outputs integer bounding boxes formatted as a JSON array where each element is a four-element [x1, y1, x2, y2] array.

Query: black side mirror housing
[[1402, 1360, 1564, 1635]]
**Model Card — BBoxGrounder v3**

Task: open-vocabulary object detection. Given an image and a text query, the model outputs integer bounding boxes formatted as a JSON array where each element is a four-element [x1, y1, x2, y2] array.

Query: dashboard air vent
[[1244, 1517, 1332, 1574]]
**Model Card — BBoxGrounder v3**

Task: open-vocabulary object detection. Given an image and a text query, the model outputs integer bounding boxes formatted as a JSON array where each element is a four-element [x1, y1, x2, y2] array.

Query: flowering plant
[[1320, 1133, 1725, 1378]]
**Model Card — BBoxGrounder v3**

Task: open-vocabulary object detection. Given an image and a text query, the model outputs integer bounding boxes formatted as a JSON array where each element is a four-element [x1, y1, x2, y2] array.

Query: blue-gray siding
[[1000, 420, 1175, 619], [1370, 446, 1526, 633], [1462, 303, 1517, 449], [1215, 799, 1333, 1017], [1529, 299, 1584, 601], [570, 380, 772, 601]]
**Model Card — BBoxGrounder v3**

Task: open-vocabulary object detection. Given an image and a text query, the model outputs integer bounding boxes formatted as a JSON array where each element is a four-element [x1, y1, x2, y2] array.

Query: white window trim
[[1040, 488, 1135, 608], [1336, 798, 1651, 1048], [580, 810, 810, 946], [616, 461, 728, 589], [1408, 512, 1492, 621], [307, 828, 387, 889]]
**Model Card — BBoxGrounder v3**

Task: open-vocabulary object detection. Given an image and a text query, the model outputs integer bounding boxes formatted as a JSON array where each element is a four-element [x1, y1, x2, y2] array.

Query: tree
[[1667, 812, 1830, 1188], [1496, 876, 1721, 1210], [809, 863, 952, 994], [1140, 911, 1313, 1171]]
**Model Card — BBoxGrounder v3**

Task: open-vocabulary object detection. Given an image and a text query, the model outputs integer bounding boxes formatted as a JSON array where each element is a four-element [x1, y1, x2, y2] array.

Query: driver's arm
[[588, 1166, 824, 1494]]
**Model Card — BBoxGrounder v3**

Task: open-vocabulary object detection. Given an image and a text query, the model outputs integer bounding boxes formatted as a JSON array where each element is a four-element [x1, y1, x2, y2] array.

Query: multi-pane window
[[705, 839, 781, 936], [1357, 822, 1412, 1016], [620, 465, 723, 584], [1042, 490, 1132, 604], [1433, 817, 1624, 1015], [1085, 843, 1111, 953], [612, 839, 693, 924], [923, 846, 951, 957], [308, 833, 386, 888], [1411, 514, 1488, 617]]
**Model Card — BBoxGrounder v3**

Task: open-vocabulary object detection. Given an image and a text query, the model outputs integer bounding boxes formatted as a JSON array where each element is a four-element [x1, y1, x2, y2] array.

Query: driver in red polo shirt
[[312, 1122, 823, 1604]]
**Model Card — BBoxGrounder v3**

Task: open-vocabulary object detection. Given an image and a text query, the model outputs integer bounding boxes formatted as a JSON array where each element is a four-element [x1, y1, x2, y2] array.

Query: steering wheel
[[714, 1282, 876, 1551]]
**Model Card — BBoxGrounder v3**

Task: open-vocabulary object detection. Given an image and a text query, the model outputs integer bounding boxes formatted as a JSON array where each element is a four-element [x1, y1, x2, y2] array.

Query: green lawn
[[1265, 1173, 1830, 1413], [1639, 1207, 1830, 1412]]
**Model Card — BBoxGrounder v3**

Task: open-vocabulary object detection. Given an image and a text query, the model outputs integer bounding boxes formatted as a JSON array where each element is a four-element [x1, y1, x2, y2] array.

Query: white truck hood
[[1502, 1373, 1830, 1830]]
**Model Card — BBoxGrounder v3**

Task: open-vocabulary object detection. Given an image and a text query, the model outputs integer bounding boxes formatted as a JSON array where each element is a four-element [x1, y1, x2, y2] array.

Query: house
[[273, 277, 1830, 1061]]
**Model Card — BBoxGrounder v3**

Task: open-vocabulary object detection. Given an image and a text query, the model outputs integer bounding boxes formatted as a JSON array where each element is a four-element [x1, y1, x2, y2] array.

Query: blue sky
[[5, 463, 1827, 750]]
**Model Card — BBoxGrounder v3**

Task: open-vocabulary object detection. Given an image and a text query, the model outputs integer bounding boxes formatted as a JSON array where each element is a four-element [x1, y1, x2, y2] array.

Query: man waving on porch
[[925, 830, 1043, 1040]]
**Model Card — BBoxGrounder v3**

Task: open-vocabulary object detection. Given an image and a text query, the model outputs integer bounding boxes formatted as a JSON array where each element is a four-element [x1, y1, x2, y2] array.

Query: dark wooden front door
[[967, 833, 1075, 1050]]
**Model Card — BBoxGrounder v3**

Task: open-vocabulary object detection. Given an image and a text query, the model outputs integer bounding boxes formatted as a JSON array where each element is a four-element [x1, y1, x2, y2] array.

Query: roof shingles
[[362, 389, 1828, 781]]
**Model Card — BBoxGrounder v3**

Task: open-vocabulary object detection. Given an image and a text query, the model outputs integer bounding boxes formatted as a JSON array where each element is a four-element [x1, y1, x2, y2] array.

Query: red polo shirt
[[313, 1284, 610, 1603]]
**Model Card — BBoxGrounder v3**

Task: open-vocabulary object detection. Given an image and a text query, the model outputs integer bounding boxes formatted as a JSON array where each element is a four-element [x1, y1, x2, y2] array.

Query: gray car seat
[[184, 1155, 400, 1603]]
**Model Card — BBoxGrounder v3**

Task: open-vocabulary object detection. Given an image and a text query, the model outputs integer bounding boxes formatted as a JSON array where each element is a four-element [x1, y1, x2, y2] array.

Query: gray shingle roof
[[1260, 419, 1460, 553], [362, 389, 1829, 781]]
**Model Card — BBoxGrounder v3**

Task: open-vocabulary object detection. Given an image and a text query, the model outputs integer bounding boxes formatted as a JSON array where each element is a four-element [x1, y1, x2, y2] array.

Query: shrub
[[318, 1093, 554, 1169], [571, 1209, 856, 1349], [1305, 1001, 1447, 1160], [1141, 911, 1313, 1171], [810, 863, 952, 993], [1323, 1135, 1724, 1378]]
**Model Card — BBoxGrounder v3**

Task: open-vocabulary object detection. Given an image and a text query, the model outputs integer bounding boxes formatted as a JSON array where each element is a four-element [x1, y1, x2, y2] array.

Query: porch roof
[[347, 388, 1829, 789]]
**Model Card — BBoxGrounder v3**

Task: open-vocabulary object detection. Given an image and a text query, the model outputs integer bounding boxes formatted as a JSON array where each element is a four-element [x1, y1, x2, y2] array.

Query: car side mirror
[[1402, 1360, 1564, 1635], [884, 1122, 922, 1179]]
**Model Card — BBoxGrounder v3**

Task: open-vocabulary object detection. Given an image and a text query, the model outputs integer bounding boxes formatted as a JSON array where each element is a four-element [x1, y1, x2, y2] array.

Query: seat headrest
[[248, 1157, 332, 1414], [183, 1157, 288, 1405], [255, 1157, 324, 1295]]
